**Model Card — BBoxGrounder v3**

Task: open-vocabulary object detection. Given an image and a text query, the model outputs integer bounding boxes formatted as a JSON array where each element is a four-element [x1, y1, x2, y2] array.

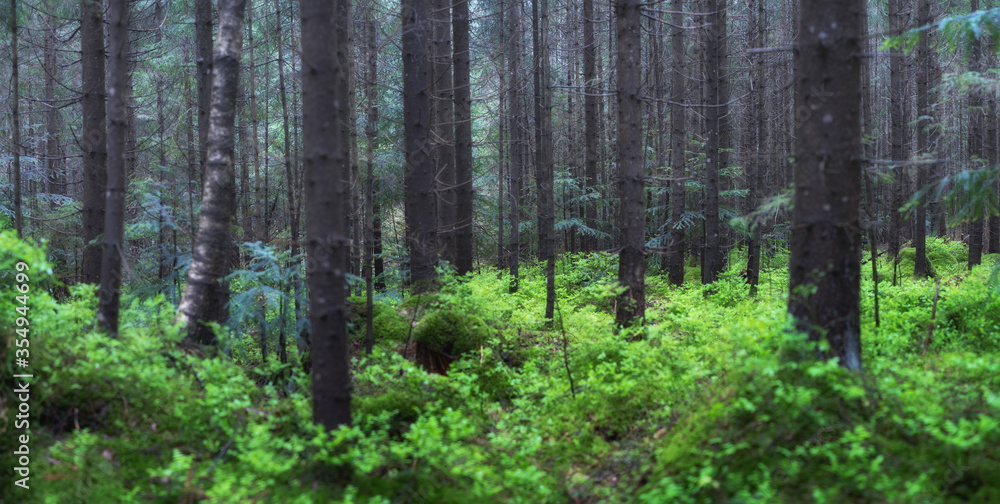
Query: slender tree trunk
[[583, 0, 598, 253], [363, 4, 378, 354], [247, 0, 260, 244], [196, 0, 213, 183], [403, 0, 438, 290], [301, 0, 352, 429], [969, 0, 985, 269], [747, 0, 765, 294], [97, 0, 132, 334], [45, 19, 62, 205], [615, 0, 644, 326], [432, 0, 457, 265], [701, 0, 723, 284], [789, 0, 864, 372], [533, 0, 556, 321], [10, 0, 21, 238], [497, 1, 506, 272], [454, 0, 474, 274], [81, 0, 107, 282], [667, 0, 686, 286], [176, 0, 248, 345], [913, 0, 933, 277], [508, 0, 524, 292], [888, 0, 908, 267]]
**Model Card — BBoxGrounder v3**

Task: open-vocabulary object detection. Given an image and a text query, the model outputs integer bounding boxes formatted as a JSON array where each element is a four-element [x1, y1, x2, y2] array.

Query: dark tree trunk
[[454, 0, 474, 274], [81, 0, 107, 282], [196, 0, 213, 182], [615, 0, 645, 326], [97, 0, 132, 334], [913, 0, 933, 277], [969, 0, 984, 269], [432, 0, 457, 265], [363, 4, 378, 354], [273, 0, 302, 334], [403, 0, 439, 290], [888, 0, 909, 266], [176, 0, 248, 345], [701, 0, 723, 284], [747, 0, 765, 295], [667, 0, 686, 286], [45, 19, 62, 205], [533, 0, 556, 321], [10, 0, 21, 238], [497, 1, 506, 272], [583, 0, 598, 253], [507, 0, 525, 292], [301, 0, 352, 429], [789, 0, 864, 372]]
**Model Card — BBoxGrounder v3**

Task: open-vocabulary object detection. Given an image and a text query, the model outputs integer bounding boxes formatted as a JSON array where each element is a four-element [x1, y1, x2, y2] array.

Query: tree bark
[[533, 0, 556, 321], [667, 0, 686, 286], [301, 0, 352, 429], [789, 0, 864, 372], [10, 0, 21, 238], [196, 0, 213, 183], [507, 0, 525, 292], [583, 0, 598, 253], [969, 0, 984, 269], [913, 0, 933, 277], [888, 0, 909, 267], [176, 0, 248, 345], [364, 3, 378, 354], [403, 0, 439, 290], [432, 0, 457, 265], [747, 0, 765, 295], [701, 0, 723, 284], [615, 0, 645, 326], [81, 0, 107, 282], [97, 0, 132, 334], [454, 0, 474, 274], [44, 18, 62, 205]]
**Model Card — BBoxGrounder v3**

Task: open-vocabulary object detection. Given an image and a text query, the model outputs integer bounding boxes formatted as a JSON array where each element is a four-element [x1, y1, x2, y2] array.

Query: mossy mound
[[412, 309, 492, 356], [355, 389, 429, 436], [348, 297, 409, 344], [896, 247, 938, 278]]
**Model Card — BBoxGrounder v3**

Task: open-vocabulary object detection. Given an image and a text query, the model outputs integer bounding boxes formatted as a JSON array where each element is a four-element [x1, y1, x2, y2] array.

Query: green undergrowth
[[3, 229, 999, 503]]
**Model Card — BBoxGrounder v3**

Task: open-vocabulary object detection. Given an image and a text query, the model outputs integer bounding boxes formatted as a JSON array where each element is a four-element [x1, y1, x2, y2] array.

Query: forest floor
[[3, 232, 1000, 503]]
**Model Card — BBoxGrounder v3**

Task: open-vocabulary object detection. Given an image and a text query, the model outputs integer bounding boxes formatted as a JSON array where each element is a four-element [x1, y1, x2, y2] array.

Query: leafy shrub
[[348, 296, 409, 344]]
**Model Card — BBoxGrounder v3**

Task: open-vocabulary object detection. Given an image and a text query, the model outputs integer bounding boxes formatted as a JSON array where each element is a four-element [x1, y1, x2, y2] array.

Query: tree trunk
[[701, 0, 723, 284], [888, 0, 909, 266], [176, 0, 248, 345], [273, 0, 302, 336], [432, 0, 457, 265], [533, 0, 556, 321], [81, 0, 107, 282], [454, 0, 474, 274], [507, 0, 525, 292], [10, 0, 21, 238], [913, 0, 933, 277], [403, 0, 439, 290], [615, 0, 644, 326], [301, 0, 352, 429], [969, 0, 984, 269], [44, 19, 62, 205], [667, 0, 686, 286], [363, 4, 378, 354], [196, 0, 213, 183], [747, 0, 765, 295], [789, 0, 864, 372], [583, 0, 598, 253], [97, 0, 132, 334]]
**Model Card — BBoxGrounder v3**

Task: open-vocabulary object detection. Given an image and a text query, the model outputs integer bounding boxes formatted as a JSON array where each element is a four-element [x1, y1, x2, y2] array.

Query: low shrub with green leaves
[[4, 230, 1000, 503]]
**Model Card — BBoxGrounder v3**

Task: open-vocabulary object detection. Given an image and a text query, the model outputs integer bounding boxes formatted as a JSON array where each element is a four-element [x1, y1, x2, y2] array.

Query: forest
[[1, 0, 1000, 500]]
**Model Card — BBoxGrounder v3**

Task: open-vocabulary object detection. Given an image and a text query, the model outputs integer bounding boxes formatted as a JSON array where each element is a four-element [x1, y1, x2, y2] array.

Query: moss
[[684, 266, 702, 285], [348, 298, 409, 343], [896, 247, 937, 278], [355, 389, 428, 435], [412, 309, 492, 356]]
